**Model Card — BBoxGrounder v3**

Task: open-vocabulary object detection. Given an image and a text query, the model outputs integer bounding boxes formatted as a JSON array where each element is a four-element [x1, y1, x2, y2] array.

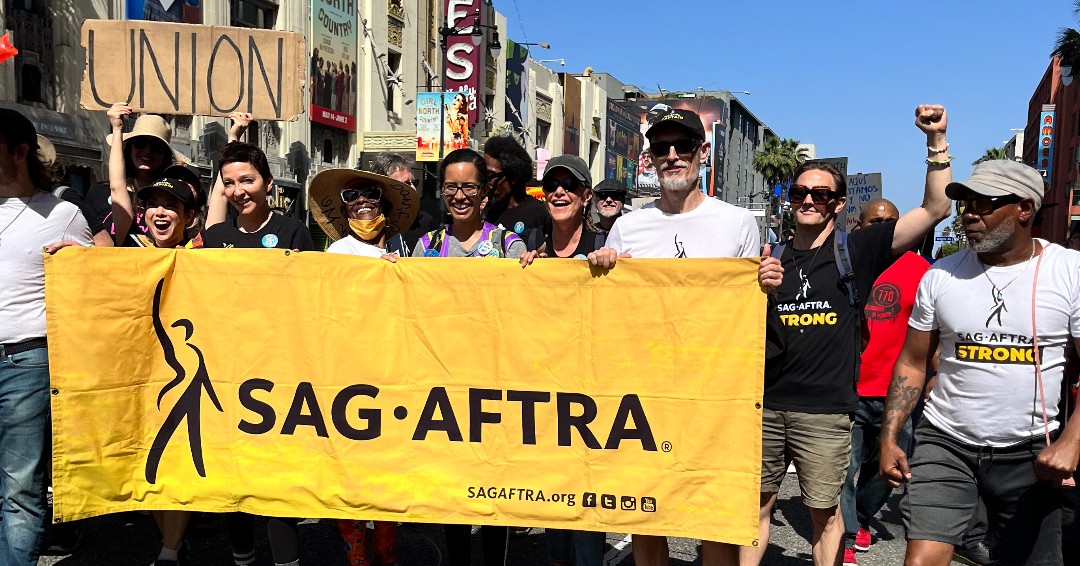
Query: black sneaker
[[44, 522, 81, 554], [953, 541, 992, 566]]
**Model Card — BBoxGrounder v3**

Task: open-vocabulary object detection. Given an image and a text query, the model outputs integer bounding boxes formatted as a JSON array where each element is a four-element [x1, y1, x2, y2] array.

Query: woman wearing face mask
[[201, 142, 314, 251], [98, 102, 179, 245], [412, 149, 526, 260], [309, 168, 418, 260]]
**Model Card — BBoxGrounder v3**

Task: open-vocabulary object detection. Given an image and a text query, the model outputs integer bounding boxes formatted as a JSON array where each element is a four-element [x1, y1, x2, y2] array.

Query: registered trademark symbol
[[661, 441, 672, 452]]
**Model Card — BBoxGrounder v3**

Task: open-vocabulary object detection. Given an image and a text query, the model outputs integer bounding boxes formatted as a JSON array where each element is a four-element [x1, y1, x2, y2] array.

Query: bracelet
[[925, 155, 953, 166], [927, 142, 949, 154]]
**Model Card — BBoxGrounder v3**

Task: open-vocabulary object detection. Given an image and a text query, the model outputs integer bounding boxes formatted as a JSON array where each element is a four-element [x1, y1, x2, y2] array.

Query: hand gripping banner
[[45, 249, 765, 545]]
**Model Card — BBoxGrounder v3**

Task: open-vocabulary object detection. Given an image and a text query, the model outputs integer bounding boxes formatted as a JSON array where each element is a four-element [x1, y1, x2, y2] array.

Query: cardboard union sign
[[81, 20, 305, 121], [45, 249, 765, 545]]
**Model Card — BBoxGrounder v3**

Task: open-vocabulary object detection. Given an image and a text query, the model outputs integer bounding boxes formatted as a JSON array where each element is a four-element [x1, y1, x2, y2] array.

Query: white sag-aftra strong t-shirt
[[910, 241, 1080, 447]]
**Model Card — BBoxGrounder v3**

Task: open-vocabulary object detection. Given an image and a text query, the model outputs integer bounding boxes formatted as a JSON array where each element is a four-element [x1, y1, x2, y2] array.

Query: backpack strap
[[524, 228, 541, 252], [418, 226, 447, 257], [386, 233, 409, 256], [833, 230, 859, 307], [770, 241, 787, 260], [499, 229, 523, 256], [593, 231, 606, 251]]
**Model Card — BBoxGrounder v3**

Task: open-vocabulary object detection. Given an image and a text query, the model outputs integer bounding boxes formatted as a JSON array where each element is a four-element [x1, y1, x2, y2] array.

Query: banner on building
[[46, 249, 766, 545], [80, 20, 305, 121], [843, 173, 883, 230], [620, 98, 728, 196], [504, 40, 529, 132], [563, 74, 581, 157], [127, 0, 202, 23], [444, 0, 482, 133], [416, 92, 468, 161], [310, 0, 357, 131], [605, 99, 642, 188], [1038, 107, 1055, 180]]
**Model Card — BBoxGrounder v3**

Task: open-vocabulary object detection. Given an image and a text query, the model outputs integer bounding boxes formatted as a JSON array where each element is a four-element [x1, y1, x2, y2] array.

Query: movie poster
[[311, 0, 357, 131]]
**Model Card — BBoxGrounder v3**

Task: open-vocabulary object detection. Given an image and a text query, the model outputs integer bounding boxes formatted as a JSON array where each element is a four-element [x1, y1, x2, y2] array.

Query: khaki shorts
[[760, 408, 852, 508]]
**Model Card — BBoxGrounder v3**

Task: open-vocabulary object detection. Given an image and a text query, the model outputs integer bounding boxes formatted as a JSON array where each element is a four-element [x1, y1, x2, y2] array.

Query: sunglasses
[[130, 138, 166, 152], [649, 139, 701, 158], [595, 191, 626, 202], [955, 194, 1022, 216], [341, 185, 383, 204], [542, 177, 585, 194], [788, 185, 841, 204], [865, 217, 894, 225]]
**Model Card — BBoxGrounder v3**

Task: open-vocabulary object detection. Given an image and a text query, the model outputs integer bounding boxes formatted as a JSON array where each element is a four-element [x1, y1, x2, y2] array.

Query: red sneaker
[[843, 547, 858, 566], [854, 527, 872, 551]]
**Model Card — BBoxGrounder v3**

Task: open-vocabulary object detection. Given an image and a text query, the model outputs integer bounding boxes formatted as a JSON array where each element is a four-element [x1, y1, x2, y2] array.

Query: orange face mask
[[349, 214, 386, 241]]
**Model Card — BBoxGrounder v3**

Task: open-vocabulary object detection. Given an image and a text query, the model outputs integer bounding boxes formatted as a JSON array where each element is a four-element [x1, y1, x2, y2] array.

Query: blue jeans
[[0, 344, 50, 566], [840, 397, 912, 541], [546, 529, 606, 566]]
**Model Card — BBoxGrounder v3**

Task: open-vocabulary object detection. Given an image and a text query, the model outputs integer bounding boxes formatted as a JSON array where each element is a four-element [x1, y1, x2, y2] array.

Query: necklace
[[238, 211, 273, 234], [980, 240, 1037, 327], [0, 193, 35, 247], [793, 240, 825, 301]]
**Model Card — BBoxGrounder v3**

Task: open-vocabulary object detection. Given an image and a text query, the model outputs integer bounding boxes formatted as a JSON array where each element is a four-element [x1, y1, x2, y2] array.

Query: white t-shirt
[[605, 196, 759, 258], [910, 241, 1080, 446], [326, 235, 385, 258], [0, 192, 93, 343]]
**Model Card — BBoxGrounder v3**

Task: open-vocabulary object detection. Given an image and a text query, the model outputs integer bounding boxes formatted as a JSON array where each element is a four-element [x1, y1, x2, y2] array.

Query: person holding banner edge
[[584, 107, 770, 565]]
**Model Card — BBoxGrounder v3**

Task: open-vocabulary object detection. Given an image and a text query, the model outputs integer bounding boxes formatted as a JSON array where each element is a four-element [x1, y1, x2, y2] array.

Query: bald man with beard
[[839, 198, 932, 565]]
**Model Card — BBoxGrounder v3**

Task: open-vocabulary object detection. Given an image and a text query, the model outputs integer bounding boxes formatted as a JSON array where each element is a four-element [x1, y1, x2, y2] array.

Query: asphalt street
[[37, 473, 919, 566]]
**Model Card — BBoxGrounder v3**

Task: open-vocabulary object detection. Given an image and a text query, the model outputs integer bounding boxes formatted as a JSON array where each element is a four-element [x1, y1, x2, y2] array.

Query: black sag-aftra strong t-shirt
[[764, 222, 896, 413], [201, 212, 315, 251]]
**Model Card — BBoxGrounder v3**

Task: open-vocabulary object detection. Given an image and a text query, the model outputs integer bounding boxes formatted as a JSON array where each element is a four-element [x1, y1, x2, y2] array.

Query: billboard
[[504, 40, 529, 132], [310, 0, 357, 131], [415, 92, 469, 162], [605, 98, 642, 188], [563, 74, 581, 157], [1038, 108, 1055, 181], [843, 173, 883, 230], [444, 0, 482, 132], [127, 0, 202, 23], [619, 98, 728, 196]]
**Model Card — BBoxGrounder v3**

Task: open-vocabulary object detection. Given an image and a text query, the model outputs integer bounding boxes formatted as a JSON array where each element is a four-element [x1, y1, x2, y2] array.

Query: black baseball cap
[[0, 108, 38, 150], [161, 163, 206, 208], [645, 108, 706, 142], [543, 154, 592, 187], [593, 179, 626, 196], [137, 178, 197, 209]]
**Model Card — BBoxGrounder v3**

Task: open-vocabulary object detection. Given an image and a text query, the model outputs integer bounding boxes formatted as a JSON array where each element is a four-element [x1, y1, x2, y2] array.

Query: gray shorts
[[902, 420, 1062, 565]]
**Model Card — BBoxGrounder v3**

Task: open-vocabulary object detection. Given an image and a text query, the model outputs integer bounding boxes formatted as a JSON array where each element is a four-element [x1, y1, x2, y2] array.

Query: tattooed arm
[[879, 327, 937, 487]]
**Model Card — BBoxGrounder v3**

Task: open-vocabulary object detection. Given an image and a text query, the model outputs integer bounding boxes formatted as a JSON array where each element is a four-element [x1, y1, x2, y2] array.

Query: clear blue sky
[[505, 0, 1075, 225]]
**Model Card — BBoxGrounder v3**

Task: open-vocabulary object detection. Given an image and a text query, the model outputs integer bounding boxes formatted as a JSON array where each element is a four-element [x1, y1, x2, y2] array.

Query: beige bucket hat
[[308, 168, 419, 241]]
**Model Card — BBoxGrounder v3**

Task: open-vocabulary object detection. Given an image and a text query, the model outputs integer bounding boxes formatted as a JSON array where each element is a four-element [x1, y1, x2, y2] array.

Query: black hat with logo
[[645, 108, 706, 142]]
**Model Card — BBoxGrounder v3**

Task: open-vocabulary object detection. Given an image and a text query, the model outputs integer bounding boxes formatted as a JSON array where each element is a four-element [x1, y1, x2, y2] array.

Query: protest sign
[[844, 173, 883, 229], [46, 250, 766, 545], [80, 19, 305, 121]]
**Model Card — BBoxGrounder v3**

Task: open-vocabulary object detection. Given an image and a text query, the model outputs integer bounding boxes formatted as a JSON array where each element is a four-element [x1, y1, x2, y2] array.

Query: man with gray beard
[[588, 109, 784, 565], [880, 159, 1080, 566]]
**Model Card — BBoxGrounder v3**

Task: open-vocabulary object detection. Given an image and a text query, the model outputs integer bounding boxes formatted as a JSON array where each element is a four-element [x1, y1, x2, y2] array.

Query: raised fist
[[915, 104, 947, 136]]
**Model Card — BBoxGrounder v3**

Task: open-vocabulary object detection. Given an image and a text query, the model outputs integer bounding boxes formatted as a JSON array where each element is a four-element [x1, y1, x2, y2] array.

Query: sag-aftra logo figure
[[145, 279, 224, 484]]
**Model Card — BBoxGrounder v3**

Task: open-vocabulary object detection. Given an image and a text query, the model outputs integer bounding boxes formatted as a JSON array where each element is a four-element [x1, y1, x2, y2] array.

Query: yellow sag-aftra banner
[[45, 248, 765, 545]]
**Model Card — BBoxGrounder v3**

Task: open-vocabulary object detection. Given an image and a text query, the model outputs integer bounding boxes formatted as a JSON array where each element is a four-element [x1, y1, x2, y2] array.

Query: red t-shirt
[[858, 251, 931, 397]]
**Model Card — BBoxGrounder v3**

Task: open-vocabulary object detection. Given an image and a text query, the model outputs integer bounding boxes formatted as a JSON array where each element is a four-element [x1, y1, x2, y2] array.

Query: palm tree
[[972, 146, 1007, 166], [1053, 3, 1080, 83], [752, 136, 807, 190], [753, 136, 807, 241]]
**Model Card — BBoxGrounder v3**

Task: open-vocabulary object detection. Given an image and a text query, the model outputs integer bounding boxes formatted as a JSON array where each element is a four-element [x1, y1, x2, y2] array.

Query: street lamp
[[517, 42, 550, 49], [539, 58, 565, 67]]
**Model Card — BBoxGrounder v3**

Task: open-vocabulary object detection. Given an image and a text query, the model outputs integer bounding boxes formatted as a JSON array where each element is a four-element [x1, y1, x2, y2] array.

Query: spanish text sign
[[80, 19, 306, 121], [45, 250, 765, 545]]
